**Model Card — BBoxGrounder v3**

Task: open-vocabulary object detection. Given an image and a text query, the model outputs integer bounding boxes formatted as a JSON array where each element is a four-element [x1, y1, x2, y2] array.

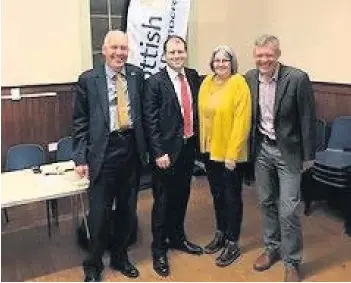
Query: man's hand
[[225, 161, 236, 171], [156, 154, 171, 169], [302, 160, 314, 171], [75, 164, 89, 179]]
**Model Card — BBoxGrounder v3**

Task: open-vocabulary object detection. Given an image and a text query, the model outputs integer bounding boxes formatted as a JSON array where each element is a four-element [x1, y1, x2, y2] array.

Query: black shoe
[[83, 258, 103, 282], [84, 272, 101, 282], [153, 255, 169, 277], [110, 257, 139, 278], [215, 240, 241, 267], [168, 239, 203, 255], [204, 231, 225, 254]]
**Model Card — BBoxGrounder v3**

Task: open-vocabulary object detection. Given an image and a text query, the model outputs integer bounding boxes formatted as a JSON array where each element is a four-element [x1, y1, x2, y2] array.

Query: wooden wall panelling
[[313, 82, 351, 122], [1, 82, 351, 169], [1, 84, 75, 169]]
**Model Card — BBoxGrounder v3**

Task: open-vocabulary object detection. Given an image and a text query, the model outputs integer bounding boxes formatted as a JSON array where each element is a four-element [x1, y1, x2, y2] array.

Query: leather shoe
[[168, 239, 203, 255], [253, 250, 281, 271], [204, 230, 225, 254], [84, 272, 101, 282], [215, 240, 240, 267], [153, 255, 169, 277], [110, 258, 139, 278], [284, 265, 301, 282]]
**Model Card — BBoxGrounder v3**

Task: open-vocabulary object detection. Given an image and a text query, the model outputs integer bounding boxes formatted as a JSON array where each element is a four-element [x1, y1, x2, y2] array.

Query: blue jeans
[[255, 142, 302, 267]]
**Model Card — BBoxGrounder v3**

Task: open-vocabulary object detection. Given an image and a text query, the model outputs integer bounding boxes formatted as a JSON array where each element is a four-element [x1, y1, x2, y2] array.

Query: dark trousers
[[83, 130, 140, 274], [204, 157, 244, 242], [151, 138, 195, 256]]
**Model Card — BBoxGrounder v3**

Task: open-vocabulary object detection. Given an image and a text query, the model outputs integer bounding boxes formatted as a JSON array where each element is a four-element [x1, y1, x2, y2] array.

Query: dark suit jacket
[[245, 65, 317, 171], [143, 67, 201, 164], [72, 63, 147, 182]]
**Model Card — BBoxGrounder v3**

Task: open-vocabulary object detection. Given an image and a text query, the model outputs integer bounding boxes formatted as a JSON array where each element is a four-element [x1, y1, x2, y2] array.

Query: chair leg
[[3, 209, 9, 223], [79, 193, 90, 240], [50, 199, 59, 227], [46, 201, 52, 238], [304, 200, 312, 216], [343, 192, 351, 237]]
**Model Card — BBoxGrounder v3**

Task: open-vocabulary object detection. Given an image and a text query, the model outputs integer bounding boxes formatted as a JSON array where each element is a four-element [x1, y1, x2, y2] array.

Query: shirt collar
[[105, 64, 126, 80], [258, 63, 280, 83], [166, 65, 185, 81]]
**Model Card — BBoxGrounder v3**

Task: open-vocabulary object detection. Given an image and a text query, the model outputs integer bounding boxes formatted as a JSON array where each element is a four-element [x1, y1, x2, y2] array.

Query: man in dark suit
[[72, 30, 147, 282], [143, 35, 203, 277], [245, 34, 316, 282]]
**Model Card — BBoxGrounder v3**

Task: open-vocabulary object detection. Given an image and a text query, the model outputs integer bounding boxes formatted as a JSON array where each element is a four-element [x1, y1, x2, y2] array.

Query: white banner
[[126, 0, 191, 77]]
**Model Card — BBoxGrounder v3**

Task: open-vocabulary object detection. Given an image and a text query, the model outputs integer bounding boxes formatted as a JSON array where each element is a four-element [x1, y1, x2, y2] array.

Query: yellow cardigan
[[198, 74, 252, 162]]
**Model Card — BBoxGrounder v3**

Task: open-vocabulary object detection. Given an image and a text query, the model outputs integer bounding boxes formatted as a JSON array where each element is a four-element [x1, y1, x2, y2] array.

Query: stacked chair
[[301, 118, 329, 214], [311, 116, 351, 236]]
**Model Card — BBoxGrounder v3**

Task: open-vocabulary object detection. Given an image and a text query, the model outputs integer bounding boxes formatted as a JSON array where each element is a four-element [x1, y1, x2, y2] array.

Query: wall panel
[[1, 85, 75, 168], [2, 82, 351, 169], [313, 83, 351, 122]]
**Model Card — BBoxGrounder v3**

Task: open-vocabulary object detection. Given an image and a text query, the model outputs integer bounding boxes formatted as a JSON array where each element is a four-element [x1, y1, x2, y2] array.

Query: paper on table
[[41, 160, 75, 175]]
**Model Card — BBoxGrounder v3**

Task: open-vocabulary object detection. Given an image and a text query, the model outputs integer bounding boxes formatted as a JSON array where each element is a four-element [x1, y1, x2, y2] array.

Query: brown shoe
[[253, 250, 280, 271], [284, 266, 301, 282]]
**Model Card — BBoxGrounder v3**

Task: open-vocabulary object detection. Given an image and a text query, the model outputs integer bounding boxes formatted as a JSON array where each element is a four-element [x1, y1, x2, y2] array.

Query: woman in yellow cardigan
[[198, 45, 251, 267]]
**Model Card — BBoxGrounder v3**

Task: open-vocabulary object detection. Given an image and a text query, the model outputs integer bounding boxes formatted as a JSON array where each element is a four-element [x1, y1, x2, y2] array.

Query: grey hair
[[254, 34, 280, 51], [209, 45, 238, 75], [103, 29, 127, 47]]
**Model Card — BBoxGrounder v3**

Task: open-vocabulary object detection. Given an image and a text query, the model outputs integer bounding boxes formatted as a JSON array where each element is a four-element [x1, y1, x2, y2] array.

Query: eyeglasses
[[213, 59, 231, 64]]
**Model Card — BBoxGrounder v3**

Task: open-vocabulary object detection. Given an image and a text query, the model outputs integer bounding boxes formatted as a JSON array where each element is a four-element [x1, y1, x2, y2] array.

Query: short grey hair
[[103, 29, 127, 47], [254, 34, 280, 51], [209, 45, 238, 75]]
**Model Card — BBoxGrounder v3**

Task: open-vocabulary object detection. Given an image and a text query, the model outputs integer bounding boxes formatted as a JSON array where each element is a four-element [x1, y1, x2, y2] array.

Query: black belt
[[111, 128, 134, 137], [260, 134, 277, 146], [183, 136, 194, 145]]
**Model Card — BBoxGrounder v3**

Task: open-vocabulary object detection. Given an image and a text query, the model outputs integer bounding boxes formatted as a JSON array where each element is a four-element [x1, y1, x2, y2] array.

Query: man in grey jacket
[[245, 34, 316, 282]]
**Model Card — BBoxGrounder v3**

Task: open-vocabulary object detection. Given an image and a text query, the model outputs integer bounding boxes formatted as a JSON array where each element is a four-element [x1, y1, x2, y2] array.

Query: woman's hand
[[225, 161, 236, 171]]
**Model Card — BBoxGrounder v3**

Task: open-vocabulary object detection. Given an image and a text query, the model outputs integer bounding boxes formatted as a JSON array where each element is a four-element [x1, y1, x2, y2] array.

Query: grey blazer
[[245, 64, 317, 171]]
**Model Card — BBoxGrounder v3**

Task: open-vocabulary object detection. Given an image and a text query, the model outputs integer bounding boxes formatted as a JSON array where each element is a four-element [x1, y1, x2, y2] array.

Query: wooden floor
[[1, 176, 351, 282]]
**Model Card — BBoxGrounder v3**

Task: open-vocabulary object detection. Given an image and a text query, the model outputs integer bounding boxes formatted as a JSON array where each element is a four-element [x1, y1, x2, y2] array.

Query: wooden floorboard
[[1, 177, 351, 282]]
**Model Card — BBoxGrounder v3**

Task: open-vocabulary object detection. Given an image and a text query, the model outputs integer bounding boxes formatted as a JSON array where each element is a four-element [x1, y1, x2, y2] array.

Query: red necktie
[[178, 73, 193, 137]]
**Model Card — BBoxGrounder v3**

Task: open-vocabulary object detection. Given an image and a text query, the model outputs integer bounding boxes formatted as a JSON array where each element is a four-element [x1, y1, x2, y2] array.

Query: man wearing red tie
[[143, 35, 203, 277]]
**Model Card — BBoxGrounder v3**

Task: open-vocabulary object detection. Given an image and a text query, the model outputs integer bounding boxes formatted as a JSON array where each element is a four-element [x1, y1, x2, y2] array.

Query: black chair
[[301, 118, 329, 213], [305, 116, 351, 236], [312, 116, 351, 187], [4, 144, 54, 236], [315, 118, 330, 152], [56, 136, 73, 162], [6, 144, 45, 171]]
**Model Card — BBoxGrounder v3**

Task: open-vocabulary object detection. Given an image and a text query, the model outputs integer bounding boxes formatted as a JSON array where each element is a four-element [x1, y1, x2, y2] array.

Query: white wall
[[1, 0, 92, 87], [188, 0, 351, 84], [188, 0, 264, 75], [2, 0, 350, 85], [262, 0, 351, 83]]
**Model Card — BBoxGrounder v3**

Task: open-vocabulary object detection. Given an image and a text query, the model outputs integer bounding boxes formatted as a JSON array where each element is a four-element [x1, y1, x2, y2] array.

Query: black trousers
[[204, 156, 244, 242], [83, 130, 140, 274], [151, 138, 196, 256]]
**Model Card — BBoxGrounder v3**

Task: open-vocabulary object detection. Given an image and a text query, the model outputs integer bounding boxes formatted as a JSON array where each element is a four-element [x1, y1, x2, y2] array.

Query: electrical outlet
[[48, 142, 58, 152], [10, 88, 21, 100]]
